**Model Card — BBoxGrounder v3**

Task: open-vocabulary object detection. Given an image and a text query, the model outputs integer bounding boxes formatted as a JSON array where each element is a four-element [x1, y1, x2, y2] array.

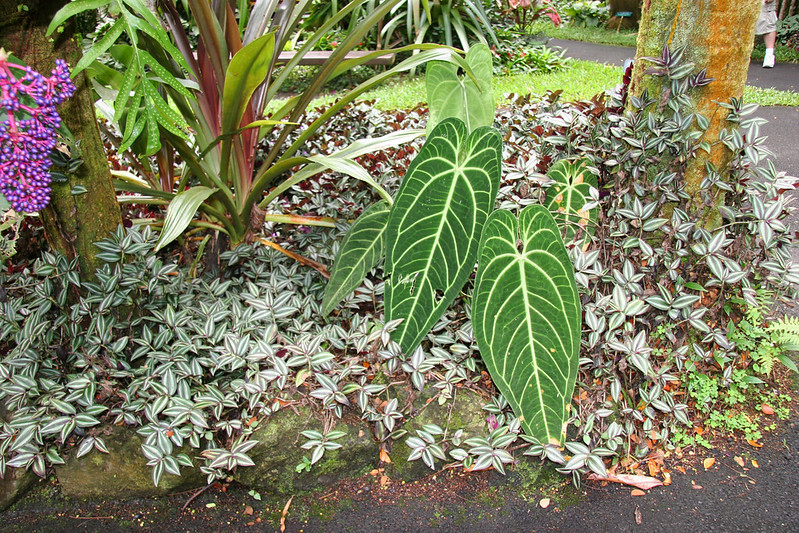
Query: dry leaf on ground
[[539, 498, 551, 509], [587, 473, 663, 490], [703, 457, 716, 470], [631, 489, 646, 497], [734, 456, 745, 468]]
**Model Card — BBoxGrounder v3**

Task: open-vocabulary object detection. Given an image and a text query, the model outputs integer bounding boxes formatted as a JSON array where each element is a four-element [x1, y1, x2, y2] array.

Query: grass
[[527, 20, 637, 48], [306, 60, 799, 111]]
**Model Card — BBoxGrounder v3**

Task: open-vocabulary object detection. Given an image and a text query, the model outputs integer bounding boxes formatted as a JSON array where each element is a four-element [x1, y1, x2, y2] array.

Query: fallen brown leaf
[[703, 457, 716, 470], [244, 505, 254, 516], [539, 498, 551, 509], [761, 403, 774, 415], [734, 456, 745, 468], [280, 496, 293, 533], [587, 473, 663, 490], [747, 439, 764, 448], [631, 489, 645, 497], [379, 449, 392, 464], [635, 506, 643, 525]]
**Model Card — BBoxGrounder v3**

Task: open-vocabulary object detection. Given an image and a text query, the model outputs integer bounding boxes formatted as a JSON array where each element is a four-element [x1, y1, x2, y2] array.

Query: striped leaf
[[322, 200, 391, 316], [544, 158, 598, 244], [386, 118, 501, 353], [155, 186, 218, 251], [426, 43, 494, 134], [473, 204, 581, 445]]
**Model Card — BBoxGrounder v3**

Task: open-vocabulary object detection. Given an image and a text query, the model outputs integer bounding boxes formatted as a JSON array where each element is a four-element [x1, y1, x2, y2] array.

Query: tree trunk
[[0, 0, 122, 277], [628, 0, 760, 228]]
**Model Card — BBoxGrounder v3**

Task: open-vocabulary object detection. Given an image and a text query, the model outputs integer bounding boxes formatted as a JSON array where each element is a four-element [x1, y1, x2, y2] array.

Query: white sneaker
[[763, 52, 775, 68]]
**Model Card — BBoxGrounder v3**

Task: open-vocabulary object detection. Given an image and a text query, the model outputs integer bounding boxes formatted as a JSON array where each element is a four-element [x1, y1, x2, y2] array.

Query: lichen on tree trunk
[[0, 1, 122, 277], [629, 0, 760, 228]]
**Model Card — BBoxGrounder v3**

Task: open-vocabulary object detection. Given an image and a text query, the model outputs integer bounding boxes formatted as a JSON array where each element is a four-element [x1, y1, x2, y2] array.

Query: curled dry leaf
[[734, 456, 745, 468], [539, 498, 551, 509], [631, 489, 646, 497], [588, 473, 663, 490], [703, 457, 716, 470], [761, 403, 774, 415]]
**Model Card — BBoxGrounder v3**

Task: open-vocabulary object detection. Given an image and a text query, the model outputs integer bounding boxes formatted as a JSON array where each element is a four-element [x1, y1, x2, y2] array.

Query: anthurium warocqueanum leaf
[[473, 204, 581, 445], [322, 200, 391, 317], [426, 42, 494, 135], [544, 158, 598, 244], [385, 118, 502, 354]]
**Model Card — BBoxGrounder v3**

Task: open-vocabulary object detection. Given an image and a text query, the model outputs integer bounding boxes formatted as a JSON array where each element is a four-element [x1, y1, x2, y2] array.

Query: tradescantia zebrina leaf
[[322, 200, 391, 316], [386, 118, 502, 354], [426, 43, 494, 135], [473, 204, 581, 445], [544, 158, 598, 244]]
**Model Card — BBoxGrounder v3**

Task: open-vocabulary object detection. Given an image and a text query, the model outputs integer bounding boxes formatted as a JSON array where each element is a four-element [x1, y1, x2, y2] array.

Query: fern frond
[[767, 316, 799, 351]]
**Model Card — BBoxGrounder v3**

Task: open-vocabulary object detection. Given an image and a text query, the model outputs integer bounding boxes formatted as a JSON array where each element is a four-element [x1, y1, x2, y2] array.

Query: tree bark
[[628, 0, 760, 228], [0, 0, 122, 277]]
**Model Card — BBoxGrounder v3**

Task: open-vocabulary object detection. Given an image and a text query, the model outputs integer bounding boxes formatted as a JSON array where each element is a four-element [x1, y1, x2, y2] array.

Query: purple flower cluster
[[0, 56, 75, 212]]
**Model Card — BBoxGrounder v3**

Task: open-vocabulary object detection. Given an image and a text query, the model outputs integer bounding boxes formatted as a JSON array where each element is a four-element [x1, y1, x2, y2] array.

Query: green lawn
[[307, 59, 799, 111]]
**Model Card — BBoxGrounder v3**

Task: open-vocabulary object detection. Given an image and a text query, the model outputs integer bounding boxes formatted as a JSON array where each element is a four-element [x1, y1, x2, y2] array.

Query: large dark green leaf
[[426, 43, 493, 134], [544, 158, 598, 244], [385, 118, 501, 353], [322, 201, 391, 317], [473, 204, 581, 445]]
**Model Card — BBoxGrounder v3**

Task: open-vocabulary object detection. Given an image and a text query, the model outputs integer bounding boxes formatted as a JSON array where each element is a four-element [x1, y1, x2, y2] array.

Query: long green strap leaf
[[155, 186, 219, 251], [322, 200, 391, 316], [473, 204, 581, 445], [221, 32, 276, 136], [385, 118, 501, 354]]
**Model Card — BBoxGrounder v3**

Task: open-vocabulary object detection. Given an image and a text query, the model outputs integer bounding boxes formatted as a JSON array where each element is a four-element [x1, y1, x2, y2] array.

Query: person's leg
[[765, 30, 776, 49], [764, 31, 776, 67]]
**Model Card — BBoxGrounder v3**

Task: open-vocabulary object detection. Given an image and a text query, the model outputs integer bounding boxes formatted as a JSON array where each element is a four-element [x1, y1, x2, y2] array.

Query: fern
[[767, 316, 799, 351]]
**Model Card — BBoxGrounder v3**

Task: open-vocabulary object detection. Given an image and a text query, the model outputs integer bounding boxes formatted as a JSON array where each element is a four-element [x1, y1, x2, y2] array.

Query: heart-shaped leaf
[[473, 204, 581, 444], [386, 118, 501, 353], [322, 200, 391, 316], [426, 43, 494, 134], [544, 158, 598, 244]]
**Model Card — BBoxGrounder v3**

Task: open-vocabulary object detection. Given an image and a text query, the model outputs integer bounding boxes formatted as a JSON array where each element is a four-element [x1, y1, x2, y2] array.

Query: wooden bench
[[276, 50, 395, 66]]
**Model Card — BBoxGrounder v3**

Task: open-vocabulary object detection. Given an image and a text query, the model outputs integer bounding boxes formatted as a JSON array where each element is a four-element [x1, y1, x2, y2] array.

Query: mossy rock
[[386, 387, 487, 481], [234, 405, 378, 495], [0, 467, 38, 512], [55, 426, 203, 499]]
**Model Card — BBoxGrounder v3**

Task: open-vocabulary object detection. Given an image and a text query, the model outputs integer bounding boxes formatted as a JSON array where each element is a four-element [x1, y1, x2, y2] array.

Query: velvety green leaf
[[386, 118, 501, 353], [221, 32, 276, 136], [426, 43, 493, 134], [155, 186, 218, 251], [544, 158, 598, 243], [322, 201, 391, 316], [473, 204, 581, 445]]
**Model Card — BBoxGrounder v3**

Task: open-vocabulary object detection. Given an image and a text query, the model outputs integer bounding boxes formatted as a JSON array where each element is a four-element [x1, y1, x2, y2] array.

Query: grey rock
[[55, 426, 203, 499]]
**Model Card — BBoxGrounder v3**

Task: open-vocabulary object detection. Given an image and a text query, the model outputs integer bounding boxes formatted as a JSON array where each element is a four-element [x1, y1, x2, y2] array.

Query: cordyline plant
[[0, 49, 75, 213], [49, 0, 471, 254]]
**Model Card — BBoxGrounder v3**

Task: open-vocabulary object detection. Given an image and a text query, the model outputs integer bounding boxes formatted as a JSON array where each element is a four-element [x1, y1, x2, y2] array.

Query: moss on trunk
[[629, 0, 760, 228], [1, 1, 122, 277]]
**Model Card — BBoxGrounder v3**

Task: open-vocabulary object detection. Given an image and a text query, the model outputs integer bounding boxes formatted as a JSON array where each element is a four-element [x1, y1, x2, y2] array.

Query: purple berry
[[0, 57, 76, 212]]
